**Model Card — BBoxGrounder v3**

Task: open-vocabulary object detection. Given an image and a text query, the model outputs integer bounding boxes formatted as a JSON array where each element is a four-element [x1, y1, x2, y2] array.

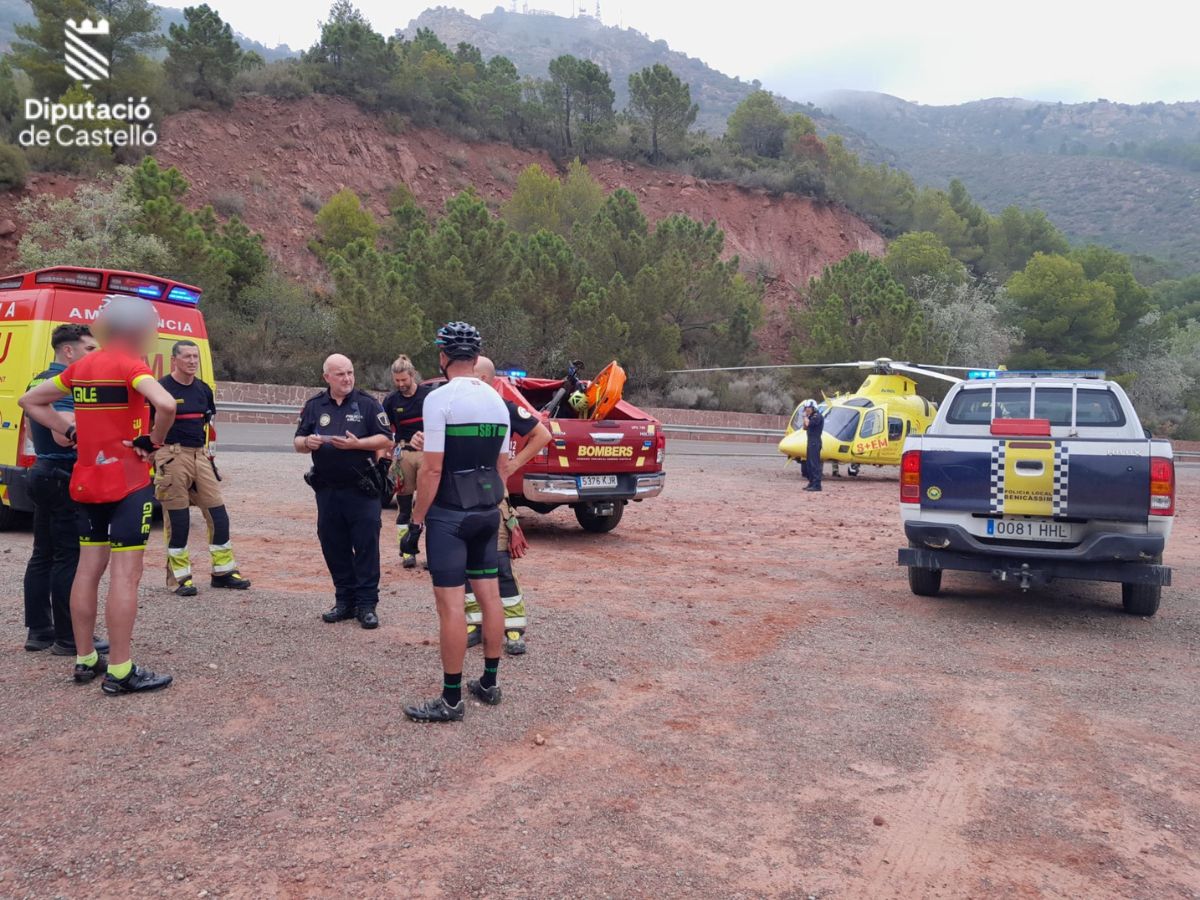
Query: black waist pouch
[[447, 467, 505, 510]]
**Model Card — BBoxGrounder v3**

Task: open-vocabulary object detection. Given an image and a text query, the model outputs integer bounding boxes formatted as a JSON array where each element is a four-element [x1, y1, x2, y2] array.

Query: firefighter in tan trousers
[[155, 341, 250, 595]]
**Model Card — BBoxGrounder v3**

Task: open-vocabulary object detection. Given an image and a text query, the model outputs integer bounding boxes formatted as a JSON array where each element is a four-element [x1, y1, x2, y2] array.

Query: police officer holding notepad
[[294, 354, 392, 629]]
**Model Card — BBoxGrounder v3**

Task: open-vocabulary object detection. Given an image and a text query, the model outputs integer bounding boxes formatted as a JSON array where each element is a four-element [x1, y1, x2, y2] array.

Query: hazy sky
[[196, 0, 1200, 106]]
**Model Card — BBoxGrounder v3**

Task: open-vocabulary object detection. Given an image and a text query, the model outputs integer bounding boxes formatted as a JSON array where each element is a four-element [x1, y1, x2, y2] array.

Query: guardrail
[[218, 402, 1200, 455], [219, 402, 786, 442]]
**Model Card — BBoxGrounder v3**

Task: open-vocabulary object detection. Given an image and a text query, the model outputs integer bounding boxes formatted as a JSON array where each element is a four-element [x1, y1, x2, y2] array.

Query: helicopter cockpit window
[[823, 406, 862, 441], [860, 408, 885, 438], [888, 417, 905, 441], [845, 398, 873, 408]]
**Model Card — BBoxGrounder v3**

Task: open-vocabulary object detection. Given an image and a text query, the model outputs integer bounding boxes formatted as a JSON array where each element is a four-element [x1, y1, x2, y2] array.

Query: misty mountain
[[821, 90, 1200, 273], [0, 0, 295, 62], [401, 5, 884, 157]]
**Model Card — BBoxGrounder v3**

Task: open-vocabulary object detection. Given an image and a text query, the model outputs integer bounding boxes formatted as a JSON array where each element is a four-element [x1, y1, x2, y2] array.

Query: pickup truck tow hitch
[[992, 563, 1035, 592]]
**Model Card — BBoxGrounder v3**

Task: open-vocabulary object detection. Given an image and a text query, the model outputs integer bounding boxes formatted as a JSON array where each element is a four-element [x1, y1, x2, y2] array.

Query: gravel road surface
[[2, 448, 1197, 899]]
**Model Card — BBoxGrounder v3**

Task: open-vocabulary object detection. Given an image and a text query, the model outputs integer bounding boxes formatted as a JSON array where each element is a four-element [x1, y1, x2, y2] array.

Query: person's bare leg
[[70, 545, 109, 657], [105, 549, 145, 665], [433, 585, 467, 674], [470, 577, 504, 659]]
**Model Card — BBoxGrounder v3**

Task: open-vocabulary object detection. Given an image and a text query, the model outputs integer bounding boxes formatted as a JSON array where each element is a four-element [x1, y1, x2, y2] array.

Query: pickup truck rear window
[[946, 387, 1125, 427]]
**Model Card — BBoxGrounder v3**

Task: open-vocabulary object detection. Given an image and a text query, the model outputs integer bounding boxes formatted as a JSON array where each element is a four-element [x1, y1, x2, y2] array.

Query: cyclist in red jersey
[[20, 296, 179, 694]]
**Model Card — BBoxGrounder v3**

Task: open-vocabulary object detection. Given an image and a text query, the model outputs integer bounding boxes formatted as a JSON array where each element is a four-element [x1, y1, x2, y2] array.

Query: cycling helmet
[[568, 390, 590, 415], [435, 321, 483, 360]]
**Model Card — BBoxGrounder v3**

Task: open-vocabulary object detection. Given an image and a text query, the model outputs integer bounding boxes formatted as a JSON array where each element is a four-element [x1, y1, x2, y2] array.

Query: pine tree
[[627, 64, 696, 162], [164, 4, 245, 108], [1005, 253, 1119, 368]]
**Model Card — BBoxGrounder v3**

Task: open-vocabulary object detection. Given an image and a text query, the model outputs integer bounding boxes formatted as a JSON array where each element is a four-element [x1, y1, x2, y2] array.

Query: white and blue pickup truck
[[897, 371, 1176, 615]]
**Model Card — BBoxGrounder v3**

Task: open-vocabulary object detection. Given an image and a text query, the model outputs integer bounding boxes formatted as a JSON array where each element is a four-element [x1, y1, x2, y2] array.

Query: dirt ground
[[2, 448, 1198, 899]]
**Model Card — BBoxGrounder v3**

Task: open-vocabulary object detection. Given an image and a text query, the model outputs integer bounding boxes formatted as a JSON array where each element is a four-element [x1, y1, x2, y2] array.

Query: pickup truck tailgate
[[921, 438, 1151, 523], [547, 418, 658, 475]]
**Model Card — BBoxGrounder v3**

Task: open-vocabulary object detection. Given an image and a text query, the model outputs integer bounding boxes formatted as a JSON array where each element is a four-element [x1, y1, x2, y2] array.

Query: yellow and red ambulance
[[0, 266, 213, 527]]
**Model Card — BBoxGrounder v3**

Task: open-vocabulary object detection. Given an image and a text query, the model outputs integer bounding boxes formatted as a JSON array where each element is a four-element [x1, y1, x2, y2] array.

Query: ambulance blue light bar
[[107, 274, 165, 299], [166, 286, 202, 305], [968, 369, 1105, 380], [497, 368, 528, 378]]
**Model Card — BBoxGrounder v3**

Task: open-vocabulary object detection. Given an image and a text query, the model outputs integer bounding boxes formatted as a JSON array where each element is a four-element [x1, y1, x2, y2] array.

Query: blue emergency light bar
[[968, 369, 1105, 380], [166, 286, 201, 305], [107, 274, 165, 299], [497, 368, 528, 378]]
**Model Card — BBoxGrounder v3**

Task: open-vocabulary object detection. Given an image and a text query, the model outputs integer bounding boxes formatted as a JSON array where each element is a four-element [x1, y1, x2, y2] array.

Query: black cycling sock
[[442, 672, 462, 707], [207, 505, 230, 545], [167, 508, 190, 549], [480, 657, 499, 690]]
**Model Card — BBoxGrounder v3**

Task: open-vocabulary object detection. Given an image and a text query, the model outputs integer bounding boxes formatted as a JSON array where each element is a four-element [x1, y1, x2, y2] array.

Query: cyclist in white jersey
[[403, 322, 511, 723]]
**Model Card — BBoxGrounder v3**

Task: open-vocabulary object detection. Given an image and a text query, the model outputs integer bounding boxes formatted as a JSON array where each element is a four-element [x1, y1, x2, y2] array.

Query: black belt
[[32, 460, 74, 477]]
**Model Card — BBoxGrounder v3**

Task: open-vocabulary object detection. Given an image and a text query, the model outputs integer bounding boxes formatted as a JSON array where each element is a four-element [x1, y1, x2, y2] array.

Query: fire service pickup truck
[[494, 373, 666, 533], [898, 371, 1175, 615]]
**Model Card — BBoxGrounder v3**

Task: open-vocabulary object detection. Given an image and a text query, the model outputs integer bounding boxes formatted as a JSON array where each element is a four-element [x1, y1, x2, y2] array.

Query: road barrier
[[218, 401, 786, 442], [217, 402, 1200, 456]]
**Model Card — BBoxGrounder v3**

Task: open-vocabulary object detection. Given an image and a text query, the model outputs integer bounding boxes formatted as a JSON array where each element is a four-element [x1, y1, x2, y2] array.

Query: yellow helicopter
[[670, 358, 969, 476], [778, 359, 969, 475]]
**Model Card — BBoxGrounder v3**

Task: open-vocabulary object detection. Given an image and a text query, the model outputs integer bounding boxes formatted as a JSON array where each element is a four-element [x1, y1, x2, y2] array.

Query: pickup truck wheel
[[907, 564, 942, 597], [1121, 582, 1160, 617], [574, 502, 624, 533]]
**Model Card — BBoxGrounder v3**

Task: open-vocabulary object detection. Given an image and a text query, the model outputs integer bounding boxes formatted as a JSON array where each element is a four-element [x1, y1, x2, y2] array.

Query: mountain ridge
[[820, 89, 1200, 272]]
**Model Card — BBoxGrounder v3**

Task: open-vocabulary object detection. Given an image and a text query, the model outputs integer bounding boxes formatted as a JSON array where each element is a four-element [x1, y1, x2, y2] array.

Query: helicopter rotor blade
[[913, 364, 989, 372], [889, 363, 964, 384], [664, 363, 870, 374]]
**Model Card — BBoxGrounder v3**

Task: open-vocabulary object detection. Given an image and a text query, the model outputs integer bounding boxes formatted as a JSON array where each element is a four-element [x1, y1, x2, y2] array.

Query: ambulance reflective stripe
[[167, 547, 192, 580], [209, 541, 237, 573]]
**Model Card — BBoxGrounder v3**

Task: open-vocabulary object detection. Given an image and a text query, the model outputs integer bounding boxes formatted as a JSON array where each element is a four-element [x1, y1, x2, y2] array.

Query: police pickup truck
[[897, 371, 1175, 615]]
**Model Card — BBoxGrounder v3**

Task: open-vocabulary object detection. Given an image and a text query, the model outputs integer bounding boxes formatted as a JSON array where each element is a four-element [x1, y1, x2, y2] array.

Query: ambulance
[[0, 266, 213, 528]]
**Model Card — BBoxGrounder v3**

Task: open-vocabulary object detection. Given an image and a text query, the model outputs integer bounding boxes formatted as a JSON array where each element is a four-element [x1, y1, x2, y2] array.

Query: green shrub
[[0, 143, 28, 191]]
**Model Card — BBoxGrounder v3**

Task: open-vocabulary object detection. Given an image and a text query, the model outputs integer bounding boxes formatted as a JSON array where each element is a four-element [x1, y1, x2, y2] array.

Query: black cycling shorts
[[425, 504, 501, 588], [79, 484, 154, 552]]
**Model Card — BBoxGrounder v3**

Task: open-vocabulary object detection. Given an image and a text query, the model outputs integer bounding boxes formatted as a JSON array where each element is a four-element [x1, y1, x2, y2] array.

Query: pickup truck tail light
[[900, 450, 921, 503], [655, 429, 666, 464], [16, 416, 37, 468], [1149, 457, 1175, 516]]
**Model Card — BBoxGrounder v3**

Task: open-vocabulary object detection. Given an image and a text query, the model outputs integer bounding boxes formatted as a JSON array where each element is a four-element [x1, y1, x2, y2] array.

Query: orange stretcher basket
[[585, 361, 626, 420]]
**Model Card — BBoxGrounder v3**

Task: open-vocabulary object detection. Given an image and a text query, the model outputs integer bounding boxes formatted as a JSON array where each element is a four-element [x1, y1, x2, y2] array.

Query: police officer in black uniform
[[802, 399, 824, 492], [294, 353, 392, 628]]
